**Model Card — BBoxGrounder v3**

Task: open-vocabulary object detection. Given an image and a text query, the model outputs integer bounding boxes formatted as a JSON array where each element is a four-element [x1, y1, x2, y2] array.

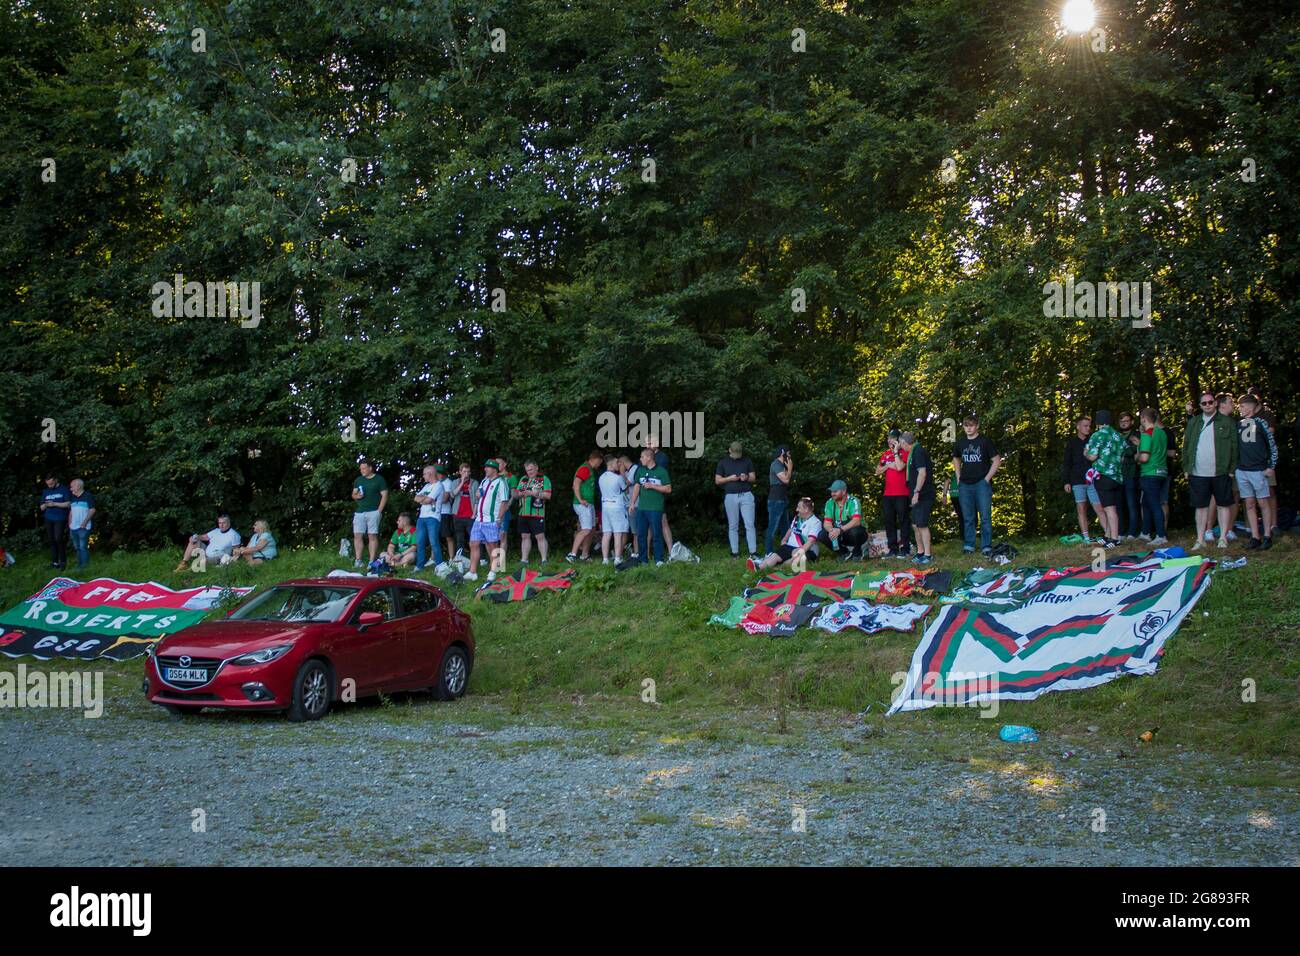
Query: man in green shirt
[[628, 448, 671, 565], [1136, 407, 1169, 545], [567, 450, 604, 563], [386, 512, 418, 567], [516, 459, 552, 563], [351, 460, 389, 567], [821, 479, 868, 560]]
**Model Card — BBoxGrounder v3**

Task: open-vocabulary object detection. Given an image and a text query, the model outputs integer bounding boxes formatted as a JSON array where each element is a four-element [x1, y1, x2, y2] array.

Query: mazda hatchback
[[145, 578, 474, 720]]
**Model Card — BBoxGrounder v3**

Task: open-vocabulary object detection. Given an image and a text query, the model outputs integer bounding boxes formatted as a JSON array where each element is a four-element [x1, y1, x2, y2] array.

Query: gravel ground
[[2, 697, 1297, 866]]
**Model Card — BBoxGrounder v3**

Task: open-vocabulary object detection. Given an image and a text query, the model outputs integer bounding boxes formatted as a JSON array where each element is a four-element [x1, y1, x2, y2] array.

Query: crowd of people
[[29, 386, 1286, 576]]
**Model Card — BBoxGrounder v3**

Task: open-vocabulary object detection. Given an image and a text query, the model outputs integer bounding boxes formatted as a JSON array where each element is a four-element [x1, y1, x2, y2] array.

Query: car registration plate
[[165, 667, 209, 683]]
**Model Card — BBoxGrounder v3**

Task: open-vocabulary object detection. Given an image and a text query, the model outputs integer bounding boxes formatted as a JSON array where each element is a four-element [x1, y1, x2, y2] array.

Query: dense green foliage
[[4, 0, 1298, 549]]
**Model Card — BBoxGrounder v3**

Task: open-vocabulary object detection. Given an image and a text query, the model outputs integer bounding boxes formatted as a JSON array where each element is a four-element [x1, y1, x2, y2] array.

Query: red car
[[144, 577, 474, 721]]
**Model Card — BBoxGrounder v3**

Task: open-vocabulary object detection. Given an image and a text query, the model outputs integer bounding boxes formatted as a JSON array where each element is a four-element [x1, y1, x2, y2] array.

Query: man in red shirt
[[449, 461, 477, 558], [875, 429, 912, 558]]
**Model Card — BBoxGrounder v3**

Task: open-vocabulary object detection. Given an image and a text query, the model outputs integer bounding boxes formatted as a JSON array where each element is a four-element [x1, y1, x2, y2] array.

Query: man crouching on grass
[[749, 497, 821, 572]]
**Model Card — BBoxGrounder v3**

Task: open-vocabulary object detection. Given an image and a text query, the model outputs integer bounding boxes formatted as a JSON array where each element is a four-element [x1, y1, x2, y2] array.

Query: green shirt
[[1138, 427, 1168, 478], [573, 462, 599, 505], [1118, 429, 1139, 479], [354, 473, 388, 512], [517, 474, 552, 517], [823, 495, 861, 527], [635, 466, 670, 511], [390, 529, 416, 551], [1084, 426, 1124, 482]]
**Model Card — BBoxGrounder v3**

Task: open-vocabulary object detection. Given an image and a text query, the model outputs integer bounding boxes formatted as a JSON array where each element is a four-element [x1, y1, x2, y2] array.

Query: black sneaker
[[980, 547, 992, 557], [565, 553, 577, 563], [1262, 536, 1273, 550], [1245, 537, 1261, 551]]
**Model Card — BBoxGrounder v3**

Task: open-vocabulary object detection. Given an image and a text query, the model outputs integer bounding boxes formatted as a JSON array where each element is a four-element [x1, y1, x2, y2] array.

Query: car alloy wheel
[[288, 659, 332, 722], [444, 652, 466, 695], [303, 668, 328, 715]]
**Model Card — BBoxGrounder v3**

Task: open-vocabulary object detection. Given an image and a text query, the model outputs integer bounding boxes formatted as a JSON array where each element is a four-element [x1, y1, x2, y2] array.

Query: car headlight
[[230, 644, 294, 666]]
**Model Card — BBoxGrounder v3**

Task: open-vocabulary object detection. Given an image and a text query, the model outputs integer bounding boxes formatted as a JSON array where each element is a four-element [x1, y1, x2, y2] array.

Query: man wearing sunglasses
[[1182, 391, 1238, 550]]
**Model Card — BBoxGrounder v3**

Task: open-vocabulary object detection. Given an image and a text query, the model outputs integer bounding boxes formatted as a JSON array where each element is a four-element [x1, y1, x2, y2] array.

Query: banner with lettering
[[0, 577, 253, 661]]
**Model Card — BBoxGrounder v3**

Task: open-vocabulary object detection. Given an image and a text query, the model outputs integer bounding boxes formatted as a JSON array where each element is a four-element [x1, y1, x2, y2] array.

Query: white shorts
[[573, 502, 596, 530], [601, 502, 630, 534], [1236, 470, 1271, 500], [352, 509, 381, 534]]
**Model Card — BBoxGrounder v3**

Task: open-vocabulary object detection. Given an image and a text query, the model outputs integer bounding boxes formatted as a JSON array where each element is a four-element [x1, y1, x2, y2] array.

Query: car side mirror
[[357, 610, 384, 630]]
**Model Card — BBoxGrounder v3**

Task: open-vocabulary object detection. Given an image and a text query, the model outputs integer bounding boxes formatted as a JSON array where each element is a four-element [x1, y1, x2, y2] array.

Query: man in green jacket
[[1182, 391, 1239, 550]]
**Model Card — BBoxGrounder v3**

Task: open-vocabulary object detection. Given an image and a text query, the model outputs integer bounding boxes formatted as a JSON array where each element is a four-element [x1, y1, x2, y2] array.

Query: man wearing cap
[[766, 446, 793, 553], [350, 460, 389, 567], [821, 480, 867, 560], [465, 459, 510, 581], [876, 429, 912, 558], [413, 463, 447, 572], [715, 441, 758, 561]]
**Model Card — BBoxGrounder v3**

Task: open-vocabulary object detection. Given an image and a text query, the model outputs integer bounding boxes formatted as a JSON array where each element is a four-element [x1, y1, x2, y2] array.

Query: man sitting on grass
[[386, 512, 418, 567], [175, 515, 241, 571], [821, 480, 867, 560], [749, 497, 821, 572]]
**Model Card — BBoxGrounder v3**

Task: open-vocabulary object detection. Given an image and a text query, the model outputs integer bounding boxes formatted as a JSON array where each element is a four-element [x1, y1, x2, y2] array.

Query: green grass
[[2, 533, 1297, 770]]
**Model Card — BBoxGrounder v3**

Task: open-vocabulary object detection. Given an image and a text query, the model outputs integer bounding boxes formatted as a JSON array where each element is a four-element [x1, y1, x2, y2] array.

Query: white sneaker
[[1191, 539, 1204, 551], [1139, 533, 1152, 541], [1217, 538, 1229, 549], [1204, 530, 1215, 541], [1226, 530, 1238, 541], [463, 572, 478, 581], [1150, 536, 1168, 546], [486, 571, 497, 581]]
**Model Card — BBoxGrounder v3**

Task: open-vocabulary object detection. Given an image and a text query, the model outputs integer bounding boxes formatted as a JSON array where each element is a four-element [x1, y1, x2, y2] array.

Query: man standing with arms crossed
[[1183, 391, 1238, 551], [351, 460, 388, 568], [899, 432, 934, 565], [766, 446, 793, 554]]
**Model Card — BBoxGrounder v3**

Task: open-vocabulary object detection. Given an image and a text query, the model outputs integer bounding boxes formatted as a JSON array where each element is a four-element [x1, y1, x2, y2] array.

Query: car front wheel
[[432, 645, 469, 701], [287, 659, 332, 722]]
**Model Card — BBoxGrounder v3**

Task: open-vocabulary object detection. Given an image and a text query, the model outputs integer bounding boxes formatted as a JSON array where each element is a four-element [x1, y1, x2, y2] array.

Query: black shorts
[[776, 544, 817, 563], [1188, 474, 1232, 510], [1093, 475, 1122, 509], [517, 515, 546, 536], [911, 496, 934, 528]]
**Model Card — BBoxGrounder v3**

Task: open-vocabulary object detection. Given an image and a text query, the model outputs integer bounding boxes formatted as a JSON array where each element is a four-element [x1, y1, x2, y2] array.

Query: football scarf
[[475, 566, 577, 602], [888, 559, 1212, 715], [742, 569, 854, 607], [0, 577, 253, 660], [812, 600, 931, 635]]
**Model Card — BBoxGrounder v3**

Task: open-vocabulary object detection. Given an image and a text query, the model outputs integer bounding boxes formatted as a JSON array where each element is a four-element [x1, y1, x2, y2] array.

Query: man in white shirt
[[465, 459, 510, 581], [749, 498, 821, 572], [174, 514, 241, 571], [598, 456, 631, 564], [413, 463, 446, 572]]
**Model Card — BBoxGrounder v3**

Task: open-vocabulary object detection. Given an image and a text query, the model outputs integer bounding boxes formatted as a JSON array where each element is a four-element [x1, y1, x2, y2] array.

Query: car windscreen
[[227, 586, 358, 623]]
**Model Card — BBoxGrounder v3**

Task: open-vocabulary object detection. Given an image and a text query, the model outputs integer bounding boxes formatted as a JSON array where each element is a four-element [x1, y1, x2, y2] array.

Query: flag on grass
[[742, 569, 854, 608], [0, 577, 253, 661], [475, 566, 577, 602], [888, 560, 1212, 715]]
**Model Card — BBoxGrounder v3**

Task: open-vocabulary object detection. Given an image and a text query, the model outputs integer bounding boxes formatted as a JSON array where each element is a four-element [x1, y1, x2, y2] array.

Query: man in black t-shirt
[[715, 441, 758, 559], [900, 432, 934, 564], [950, 415, 1001, 554]]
